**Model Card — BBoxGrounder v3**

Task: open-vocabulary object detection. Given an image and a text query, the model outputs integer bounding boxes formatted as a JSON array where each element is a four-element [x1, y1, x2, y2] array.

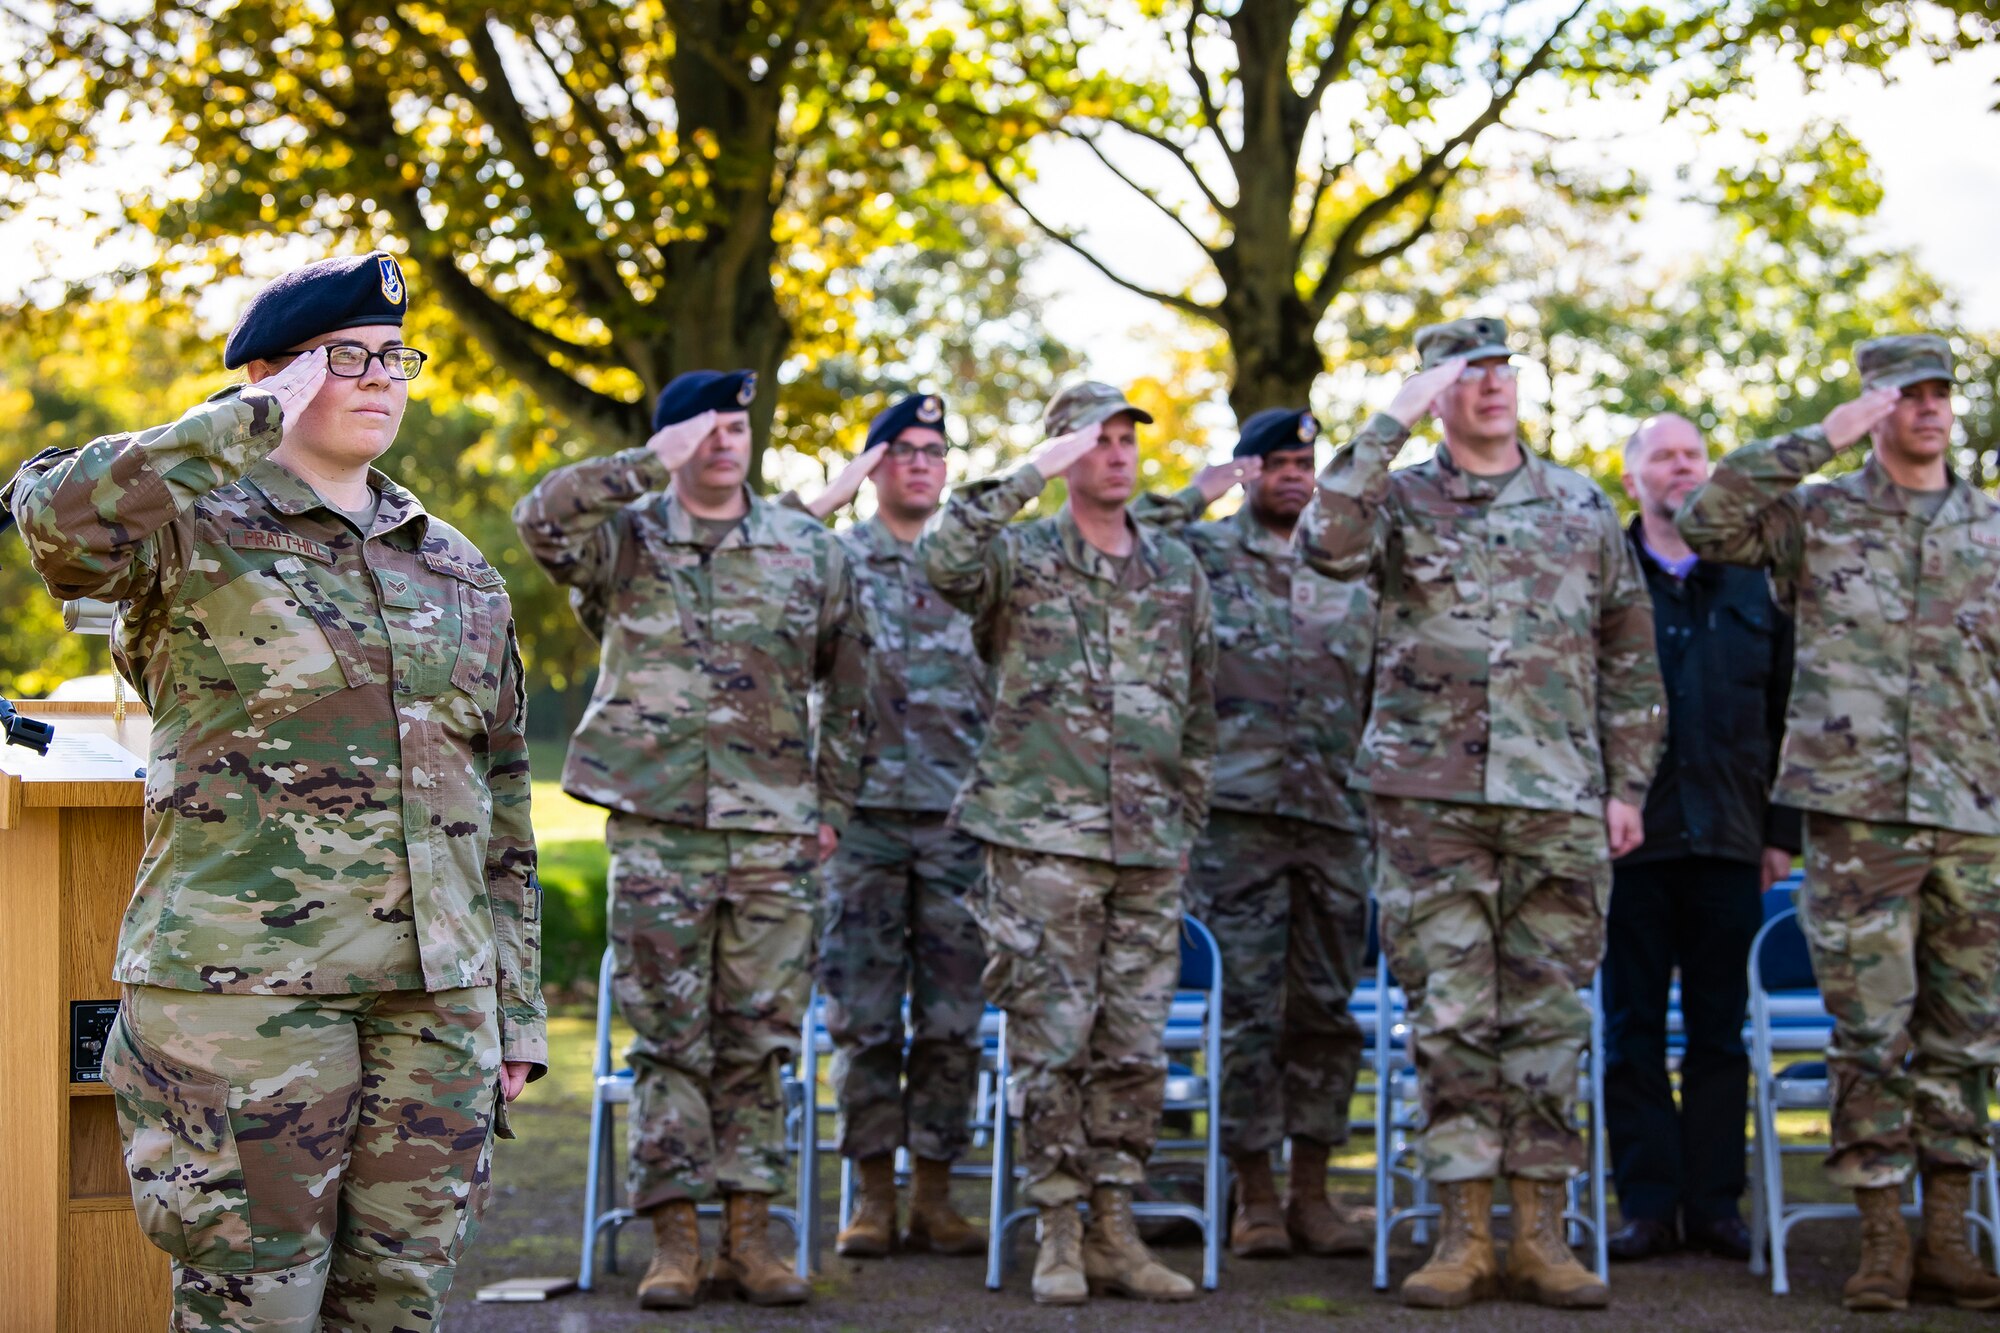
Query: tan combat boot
[[1083, 1184, 1199, 1301], [635, 1200, 701, 1310], [1845, 1184, 1913, 1311], [1229, 1152, 1291, 1258], [711, 1192, 809, 1306], [904, 1156, 987, 1255], [1505, 1179, 1609, 1308], [1914, 1171, 1999, 1309], [1399, 1179, 1500, 1308], [1032, 1204, 1088, 1305], [1286, 1136, 1370, 1256], [835, 1154, 897, 1258]]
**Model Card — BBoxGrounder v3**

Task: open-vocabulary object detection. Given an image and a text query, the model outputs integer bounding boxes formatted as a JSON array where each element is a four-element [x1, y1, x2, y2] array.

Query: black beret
[[224, 251, 410, 369], [865, 391, 948, 450], [1233, 406, 1320, 459], [653, 369, 757, 430]]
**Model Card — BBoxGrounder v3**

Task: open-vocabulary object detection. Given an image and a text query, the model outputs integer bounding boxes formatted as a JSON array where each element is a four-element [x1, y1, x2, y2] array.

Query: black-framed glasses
[[280, 343, 429, 381], [886, 441, 949, 462]]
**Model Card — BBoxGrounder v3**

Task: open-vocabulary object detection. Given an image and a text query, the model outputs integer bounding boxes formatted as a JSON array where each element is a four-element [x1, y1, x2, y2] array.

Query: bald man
[[1603, 414, 1801, 1263]]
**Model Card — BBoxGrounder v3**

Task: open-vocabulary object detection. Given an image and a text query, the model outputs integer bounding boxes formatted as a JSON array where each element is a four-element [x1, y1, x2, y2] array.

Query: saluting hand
[[264, 346, 329, 442], [1384, 356, 1468, 429], [804, 443, 889, 520], [647, 409, 720, 472], [1028, 422, 1105, 480], [1822, 386, 1903, 450], [1194, 457, 1261, 506]]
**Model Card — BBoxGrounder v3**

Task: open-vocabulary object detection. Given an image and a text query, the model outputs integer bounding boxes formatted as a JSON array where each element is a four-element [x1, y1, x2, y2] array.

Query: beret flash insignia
[[917, 394, 944, 424], [737, 372, 758, 406], [379, 255, 406, 305], [1298, 414, 1318, 443]]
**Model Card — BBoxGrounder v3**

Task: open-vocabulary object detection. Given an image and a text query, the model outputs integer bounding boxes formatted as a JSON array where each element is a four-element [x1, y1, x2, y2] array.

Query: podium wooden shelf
[[0, 699, 171, 1331]]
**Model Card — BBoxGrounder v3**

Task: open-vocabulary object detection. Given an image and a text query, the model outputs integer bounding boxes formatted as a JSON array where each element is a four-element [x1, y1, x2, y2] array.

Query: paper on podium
[[43, 731, 145, 778]]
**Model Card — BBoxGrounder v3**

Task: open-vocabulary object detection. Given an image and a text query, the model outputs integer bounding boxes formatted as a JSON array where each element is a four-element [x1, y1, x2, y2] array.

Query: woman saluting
[[6, 252, 544, 1329]]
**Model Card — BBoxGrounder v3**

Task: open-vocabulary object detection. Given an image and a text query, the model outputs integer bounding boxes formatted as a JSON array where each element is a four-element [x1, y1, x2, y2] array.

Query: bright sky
[[1028, 40, 2000, 400]]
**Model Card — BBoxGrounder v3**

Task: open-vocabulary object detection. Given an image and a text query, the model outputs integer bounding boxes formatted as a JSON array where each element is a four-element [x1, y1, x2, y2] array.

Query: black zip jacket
[[1619, 518, 1803, 867]]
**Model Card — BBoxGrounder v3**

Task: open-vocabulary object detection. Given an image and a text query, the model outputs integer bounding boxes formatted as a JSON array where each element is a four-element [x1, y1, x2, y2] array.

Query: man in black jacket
[[1605, 413, 1803, 1262]]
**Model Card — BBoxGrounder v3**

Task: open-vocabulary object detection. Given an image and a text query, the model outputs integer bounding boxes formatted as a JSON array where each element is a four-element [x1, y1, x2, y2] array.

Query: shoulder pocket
[[424, 551, 509, 705]]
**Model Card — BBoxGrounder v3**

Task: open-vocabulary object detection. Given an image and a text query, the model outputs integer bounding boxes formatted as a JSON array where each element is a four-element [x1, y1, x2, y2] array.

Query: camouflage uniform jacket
[[1130, 485, 1374, 831], [920, 464, 1217, 868], [835, 515, 990, 814], [1678, 427, 2000, 835], [1297, 412, 1665, 816], [514, 446, 865, 834], [7, 387, 546, 1070]]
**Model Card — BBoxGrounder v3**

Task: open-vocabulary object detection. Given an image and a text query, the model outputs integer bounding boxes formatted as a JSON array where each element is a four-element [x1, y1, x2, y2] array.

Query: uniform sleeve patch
[[422, 549, 507, 588], [225, 530, 335, 564]]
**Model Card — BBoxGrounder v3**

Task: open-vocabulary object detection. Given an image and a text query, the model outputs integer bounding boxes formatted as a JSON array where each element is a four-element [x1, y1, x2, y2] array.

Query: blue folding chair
[[800, 993, 1004, 1275], [984, 916, 1225, 1292], [578, 947, 817, 1289], [1746, 894, 2000, 1293], [1370, 937, 1611, 1291]]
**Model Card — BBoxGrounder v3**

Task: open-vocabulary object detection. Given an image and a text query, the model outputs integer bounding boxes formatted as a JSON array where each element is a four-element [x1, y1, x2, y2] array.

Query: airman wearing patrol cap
[[781, 391, 994, 1259], [7, 249, 544, 1329], [1298, 316, 1666, 1310], [921, 380, 1216, 1305], [1681, 334, 2000, 1313], [1131, 404, 1378, 1260], [513, 367, 867, 1309]]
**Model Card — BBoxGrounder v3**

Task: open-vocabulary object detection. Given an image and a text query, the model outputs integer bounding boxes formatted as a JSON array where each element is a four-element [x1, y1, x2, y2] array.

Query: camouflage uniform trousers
[[978, 843, 1183, 1207], [1369, 795, 1611, 1183], [1187, 811, 1369, 1157], [607, 811, 819, 1209], [101, 983, 501, 1332], [1800, 814, 2000, 1188], [819, 808, 987, 1162]]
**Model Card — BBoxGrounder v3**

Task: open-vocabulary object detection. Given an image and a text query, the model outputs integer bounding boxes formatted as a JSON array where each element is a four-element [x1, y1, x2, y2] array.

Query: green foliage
[[916, 0, 1996, 413], [1538, 122, 1994, 491], [0, 0, 1082, 484], [537, 839, 609, 997]]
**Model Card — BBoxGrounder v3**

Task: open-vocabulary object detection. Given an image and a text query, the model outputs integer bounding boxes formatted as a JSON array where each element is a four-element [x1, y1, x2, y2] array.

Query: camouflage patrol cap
[[1043, 380, 1155, 436], [1855, 334, 1954, 392], [1415, 316, 1512, 370]]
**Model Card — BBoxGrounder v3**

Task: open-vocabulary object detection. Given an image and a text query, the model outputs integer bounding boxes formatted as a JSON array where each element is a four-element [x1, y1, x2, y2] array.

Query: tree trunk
[[1218, 273, 1327, 419]]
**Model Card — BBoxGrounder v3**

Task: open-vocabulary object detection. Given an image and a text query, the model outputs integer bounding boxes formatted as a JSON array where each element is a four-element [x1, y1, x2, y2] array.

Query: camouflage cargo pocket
[[971, 886, 1044, 1016], [99, 1008, 254, 1271]]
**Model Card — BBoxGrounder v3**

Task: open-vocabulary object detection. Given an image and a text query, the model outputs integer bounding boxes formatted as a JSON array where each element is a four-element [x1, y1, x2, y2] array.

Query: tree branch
[[1308, 0, 1373, 109], [1293, 139, 1357, 266], [976, 153, 1217, 319], [1183, 0, 1226, 146], [1349, 186, 1445, 274], [1310, 0, 1589, 310], [337, 91, 646, 445], [1093, 115, 1232, 217], [1064, 128, 1219, 257], [526, 18, 628, 159], [450, 15, 642, 327]]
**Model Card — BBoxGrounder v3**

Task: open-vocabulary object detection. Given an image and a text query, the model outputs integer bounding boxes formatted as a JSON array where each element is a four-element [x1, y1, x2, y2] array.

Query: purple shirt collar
[[1643, 536, 1699, 581]]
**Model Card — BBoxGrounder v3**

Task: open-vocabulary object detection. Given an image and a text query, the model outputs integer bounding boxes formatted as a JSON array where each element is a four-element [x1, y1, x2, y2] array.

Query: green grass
[[539, 839, 609, 995], [526, 739, 610, 994]]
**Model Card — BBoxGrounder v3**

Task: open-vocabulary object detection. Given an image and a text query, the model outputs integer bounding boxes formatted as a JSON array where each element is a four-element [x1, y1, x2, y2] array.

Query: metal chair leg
[[987, 1011, 1011, 1291]]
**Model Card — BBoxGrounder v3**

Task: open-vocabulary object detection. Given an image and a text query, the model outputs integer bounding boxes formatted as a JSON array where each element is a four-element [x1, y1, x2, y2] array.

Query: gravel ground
[[445, 1018, 1995, 1333]]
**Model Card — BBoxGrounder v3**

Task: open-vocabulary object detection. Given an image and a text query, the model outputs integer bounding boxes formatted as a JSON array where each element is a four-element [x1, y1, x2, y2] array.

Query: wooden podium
[[0, 699, 172, 1330]]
